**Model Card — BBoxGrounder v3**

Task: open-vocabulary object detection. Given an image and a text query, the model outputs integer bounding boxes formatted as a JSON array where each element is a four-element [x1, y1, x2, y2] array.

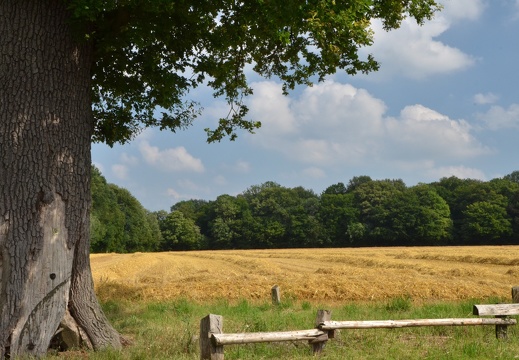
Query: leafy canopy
[[67, 0, 440, 146]]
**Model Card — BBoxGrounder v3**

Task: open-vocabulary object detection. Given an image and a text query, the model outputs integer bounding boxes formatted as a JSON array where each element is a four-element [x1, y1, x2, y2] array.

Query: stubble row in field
[[91, 246, 519, 303]]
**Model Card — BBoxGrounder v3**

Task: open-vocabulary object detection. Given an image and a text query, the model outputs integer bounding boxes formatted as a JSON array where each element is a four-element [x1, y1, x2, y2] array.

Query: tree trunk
[[0, 1, 122, 357]]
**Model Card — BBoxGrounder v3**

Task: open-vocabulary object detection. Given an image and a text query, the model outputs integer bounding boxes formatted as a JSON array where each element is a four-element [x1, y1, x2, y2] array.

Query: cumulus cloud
[[120, 152, 139, 166], [247, 80, 491, 173], [138, 140, 205, 173], [249, 81, 386, 165], [366, 21, 474, 79], [477, 104, 519, 130], [425, 165, 487, 181], [355, 0, 484, 80], [112, 164, 129, 180], [385, 104, 490, 159], [166, 188, 182, 201], [166, 179, 212, 203], [473, 92, 499, 105], [440, 0, 485, 22], [110, 152, 140, 180], [247, 81, 297, 136]]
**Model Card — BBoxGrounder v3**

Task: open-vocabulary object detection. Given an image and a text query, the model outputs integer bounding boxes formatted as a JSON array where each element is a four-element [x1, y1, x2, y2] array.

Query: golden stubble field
[[91, 246, 519, 304]]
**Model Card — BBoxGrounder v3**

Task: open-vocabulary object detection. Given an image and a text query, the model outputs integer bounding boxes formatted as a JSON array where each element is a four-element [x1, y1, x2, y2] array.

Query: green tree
[[146, 211, 164, 250], [489, 176, 519, 242], [286, 187, 323, 247], [350, 181, 451, 246], [346, 175, 373, 193], [432, 177, 484, 243], [398, 184, 452, 245], [462, 201, 512, 243], [207, 194, 243, 249], [242, 183, 288, 248], [504, 171, 519, 184], [353, 179, 407, 245], [90, 166, 125, 252], [323, 182, 348, 195], [109, 184, 161, 252], [242, 183, 323, 248], [0, 1, 440, 356], [319, 191, 359, 246], [170, 199, 210, 223], [433, 176, 517, 244], [90, 167, 161, 253], [159, 211, 203, 250]]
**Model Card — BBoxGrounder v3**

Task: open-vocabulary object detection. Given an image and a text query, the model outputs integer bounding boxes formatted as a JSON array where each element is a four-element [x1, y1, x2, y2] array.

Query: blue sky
[[92, 0, 519, 212]]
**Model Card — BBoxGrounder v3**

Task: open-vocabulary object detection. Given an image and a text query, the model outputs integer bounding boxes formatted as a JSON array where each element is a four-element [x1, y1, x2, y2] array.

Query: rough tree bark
[[0, 1, 122, 357]]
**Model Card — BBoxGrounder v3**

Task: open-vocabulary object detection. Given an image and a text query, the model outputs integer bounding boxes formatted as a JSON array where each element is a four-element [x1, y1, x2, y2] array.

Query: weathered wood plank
[[271, 285, 280, 305], [495, 315, 509, 339], [512, 287, 519, 303], [212, 329, 326, 346], [313, 310, 332, 355], [473, 304, 519, 316], [319, 317, 516, 330], [200, 314, 224, 360]]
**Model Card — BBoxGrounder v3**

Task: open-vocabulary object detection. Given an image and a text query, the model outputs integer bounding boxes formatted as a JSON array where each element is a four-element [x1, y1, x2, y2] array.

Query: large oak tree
[[0, 0, 439, 357]]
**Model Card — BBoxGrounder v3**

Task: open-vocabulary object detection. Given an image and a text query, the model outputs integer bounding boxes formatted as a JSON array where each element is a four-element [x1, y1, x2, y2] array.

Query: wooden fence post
[[501, 286, 519, 340], [312, 310, 333, 355], [200, 314, 224, 360], [271, 285, 281, 305], [495, 291, 519, 341], [495, 314, 508, 340], [512, 286, 519, 303]]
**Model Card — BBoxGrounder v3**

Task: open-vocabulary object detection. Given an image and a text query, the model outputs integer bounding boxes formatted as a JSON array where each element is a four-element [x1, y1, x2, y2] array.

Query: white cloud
[[120, 152, 139, 166], [249, 81, 386, 165], [110, 152, 139, 180], [385, 104, 490, 160], [440, 0, 485, 22], [247, 81, 491, 171], [138, 140, 204, 173], [355, 0, 485, 80], [364, 18, 475, 79], [112, 164, 129, 180], [477, 104, 519, 130], [166, 180, 212, 203], [473, 92, 499, 105], [425, 165, 487, 181], [166, 188, 182, 201], [247, 81, 297, 135]]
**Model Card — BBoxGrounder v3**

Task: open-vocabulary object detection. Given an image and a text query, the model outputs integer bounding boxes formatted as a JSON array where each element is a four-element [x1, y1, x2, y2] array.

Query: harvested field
[[91, 246, 519, 303]]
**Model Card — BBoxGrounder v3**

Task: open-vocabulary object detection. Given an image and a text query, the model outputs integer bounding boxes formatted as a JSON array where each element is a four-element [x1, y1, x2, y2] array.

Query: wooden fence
[[199, 287, 519, 360]]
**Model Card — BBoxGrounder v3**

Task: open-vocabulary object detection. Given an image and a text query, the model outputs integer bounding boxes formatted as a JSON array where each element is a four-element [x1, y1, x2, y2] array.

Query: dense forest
[[90, 166, 519, 253]]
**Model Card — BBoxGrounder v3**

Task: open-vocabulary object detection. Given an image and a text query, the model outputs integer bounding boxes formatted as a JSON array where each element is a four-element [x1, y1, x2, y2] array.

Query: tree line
[[90, 167, 519, 253]]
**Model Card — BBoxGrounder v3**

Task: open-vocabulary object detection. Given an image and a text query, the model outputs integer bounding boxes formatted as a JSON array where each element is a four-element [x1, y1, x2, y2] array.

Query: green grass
[[47, 297, 519, 360]]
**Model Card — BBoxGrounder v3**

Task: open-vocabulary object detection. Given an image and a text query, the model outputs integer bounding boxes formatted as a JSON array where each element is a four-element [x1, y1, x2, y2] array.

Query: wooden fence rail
[[318, 317, 517, 330], [212, 329, 326, 345], [200, 287, 519, 359]]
